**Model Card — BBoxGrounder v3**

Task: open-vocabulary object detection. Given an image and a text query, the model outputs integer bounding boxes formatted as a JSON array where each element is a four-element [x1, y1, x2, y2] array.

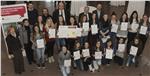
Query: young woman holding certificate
[[82, 42, 94, 72], [66, 16, 78, 51], [31, 26, 46, 69], [104, 39, 114, 66], [58, 46, 71, 76], [109, 12, 120, 54], [117, 12, 129, 38], [126, 37, 142, 67], [91, 41, 104, 72], [56, 15, 66, 51], [44, 17, 56, 63], [114, 37, 126, 68], [98, 14, 111, 46], [72, 41, 84, 71], [138, 14, 150, 53], [89, 13, 99, 48], [127, 11, 139, 54], [78, 15, 89, 46]]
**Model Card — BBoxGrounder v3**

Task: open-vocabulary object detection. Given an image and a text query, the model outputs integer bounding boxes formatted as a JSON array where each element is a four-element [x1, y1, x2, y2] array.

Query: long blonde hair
[[45, 17, 55, 31]]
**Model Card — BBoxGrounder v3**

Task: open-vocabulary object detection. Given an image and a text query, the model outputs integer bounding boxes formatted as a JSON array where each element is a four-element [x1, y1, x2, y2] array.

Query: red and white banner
[[1, 4, 28, 23]]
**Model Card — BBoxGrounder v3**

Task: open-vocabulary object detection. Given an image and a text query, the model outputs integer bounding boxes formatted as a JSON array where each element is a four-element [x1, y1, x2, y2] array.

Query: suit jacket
[[92, 10, 103, 24], [52, 9, 70, 24], [78, 12, 92, 23]]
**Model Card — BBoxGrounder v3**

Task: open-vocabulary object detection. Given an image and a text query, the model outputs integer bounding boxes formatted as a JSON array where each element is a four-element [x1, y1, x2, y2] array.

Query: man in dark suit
[[92, 4, 103, 24], [78, 6, 92, 23], [52, 1, 70, 24]]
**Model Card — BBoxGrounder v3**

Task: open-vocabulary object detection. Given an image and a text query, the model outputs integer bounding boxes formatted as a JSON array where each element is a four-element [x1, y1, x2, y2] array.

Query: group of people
[[5, 1, 150, 76]]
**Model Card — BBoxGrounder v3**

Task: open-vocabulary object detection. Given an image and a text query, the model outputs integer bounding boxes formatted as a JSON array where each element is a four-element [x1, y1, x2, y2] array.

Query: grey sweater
[[58, 51, 71, 66]]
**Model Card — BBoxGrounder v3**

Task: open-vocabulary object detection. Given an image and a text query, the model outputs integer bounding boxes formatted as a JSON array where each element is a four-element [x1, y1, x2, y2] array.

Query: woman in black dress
[[6, 26, 25, 74]]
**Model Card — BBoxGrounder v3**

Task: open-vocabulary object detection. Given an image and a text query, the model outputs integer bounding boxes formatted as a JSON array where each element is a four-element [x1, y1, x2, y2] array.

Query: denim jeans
[[126, 54, 134, 67], [60, 65, 70, 76], [74, 59, 84, 70], [93, 59, 101, 70], [36, 47, 45, 65], [56, 38, 66, 47], [80, 36, 88, 46]]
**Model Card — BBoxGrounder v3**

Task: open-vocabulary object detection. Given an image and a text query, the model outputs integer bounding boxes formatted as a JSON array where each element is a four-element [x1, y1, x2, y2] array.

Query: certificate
[[111, 24, 119, 33], [73, 51, 81, 60], [105, 49, 113, 59], [82, 22, 89, 31], [131, 23, 139, 31], [76, 28, 82, 37], [36, 39, 45, 48], [82, 49, 90, 57], [101, 36, 110, 43], [57, 26, 68, 38], [49, 29, 56, 38], [67, 26, 77, 38], [91, 24, 98, 34], [95, 51, 102, 59], [120, 22, 128, 31], [129, 46, 138, 56], [64, 59, 71, 67], [139, 26, 148, 35], [118, 44, 126, 52]]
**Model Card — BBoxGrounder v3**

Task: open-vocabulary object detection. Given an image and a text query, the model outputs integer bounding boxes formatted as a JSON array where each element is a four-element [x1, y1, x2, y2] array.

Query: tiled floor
[[1, 37, 150, 76]]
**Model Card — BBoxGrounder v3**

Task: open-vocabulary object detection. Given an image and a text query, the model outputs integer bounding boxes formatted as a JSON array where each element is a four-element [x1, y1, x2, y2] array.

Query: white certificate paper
[[105, 49, 113, 59], [91, 24, 98, 34], [36, 39, 45, 48], [139, 26, 148, 35], [118, 44, 126, 52], [76, 28, 82, 37], [64, 59, 71, 67], [111, 24, 119, 33], [73, 51, 81, 60], [57, 26, 68, 38], [129, 46, 138, 56], [49, 29, 56, 38], [120, 22, 128, 31], [95, 51, 102, 59], [82, 22, 89, 31], [82, 49, 90, 57]]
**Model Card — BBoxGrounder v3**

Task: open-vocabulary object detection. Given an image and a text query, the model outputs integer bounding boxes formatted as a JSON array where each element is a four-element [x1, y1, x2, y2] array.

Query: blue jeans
[[60, 65, 70, 76], [79, 36, 88, 46], [126, 54, 134, 67], [36, 47, 45, 65], [56, 38, 66, 47], [93, 59, 101, 70], [74, 59, 84, 70]]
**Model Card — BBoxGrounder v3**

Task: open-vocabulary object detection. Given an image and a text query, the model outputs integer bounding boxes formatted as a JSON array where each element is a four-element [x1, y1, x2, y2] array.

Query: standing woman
[[44, 17, 56, 63], [127, 11, 139, 53], [78, 15, 89, 46], [89, 13, 99, 48], [66, 16, 78, 51], [56, 15, 66, 51], [19, 19, 34, 64], [36, 15, 45, 32], [109, 12, 119, 53], [98, 14, 111, 46], [117, 12, 129, 39], [6, 26, 25, 74], [31, 26, 46, 69], [138, 14, 150, 53]]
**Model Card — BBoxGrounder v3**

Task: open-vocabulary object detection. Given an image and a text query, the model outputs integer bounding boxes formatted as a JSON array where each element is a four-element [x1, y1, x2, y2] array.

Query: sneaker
[[48, 57, 52, 63], [51, 56, 55, 62]]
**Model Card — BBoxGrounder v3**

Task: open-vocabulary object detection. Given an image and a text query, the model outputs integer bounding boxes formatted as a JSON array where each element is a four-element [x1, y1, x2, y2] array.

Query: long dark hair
[[140, 14, 149, 26], [129, 10, 139, 24], [68, 15, 77, 25], [120, 12, 128, 22]]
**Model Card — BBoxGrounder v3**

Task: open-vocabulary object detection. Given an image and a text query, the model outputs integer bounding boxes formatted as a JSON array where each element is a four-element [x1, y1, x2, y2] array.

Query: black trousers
[[24, 43, 34, 64], [45, 40, 55, 57]]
